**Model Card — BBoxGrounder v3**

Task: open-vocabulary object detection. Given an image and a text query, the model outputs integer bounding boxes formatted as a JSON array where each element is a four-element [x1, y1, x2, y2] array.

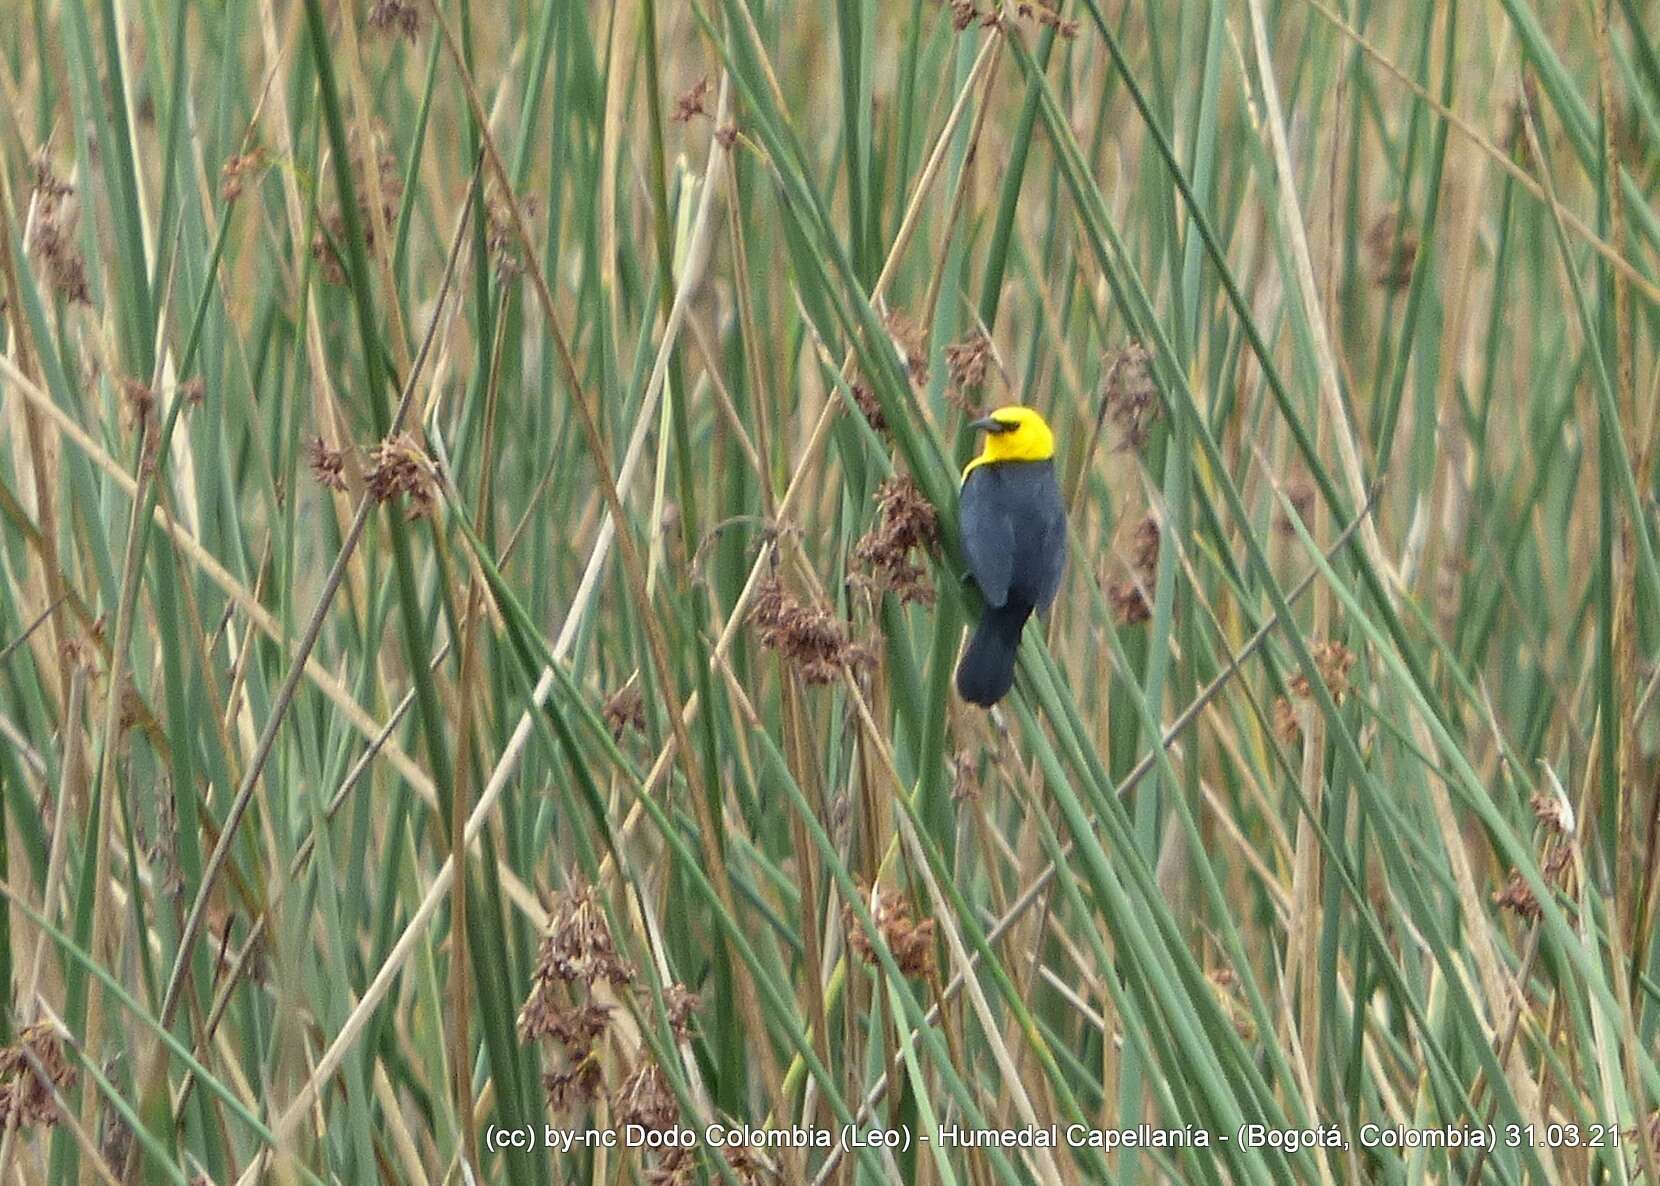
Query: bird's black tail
[[955, 601, 1032, 707]]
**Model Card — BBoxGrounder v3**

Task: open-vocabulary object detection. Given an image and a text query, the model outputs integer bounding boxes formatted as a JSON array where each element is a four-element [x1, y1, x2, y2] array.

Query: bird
[[955, 405, 1067, 707]]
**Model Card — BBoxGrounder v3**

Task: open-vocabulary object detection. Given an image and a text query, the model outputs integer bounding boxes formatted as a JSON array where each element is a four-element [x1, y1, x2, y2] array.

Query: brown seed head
[[367, 0, 421, 41], [1491, 870, 1541, 921], [1493, 840, 1572, 922], [1530, 790, 1571, 837], [850, 381, 888, 438], [949, 749, 981, 802], [1288, 640, 1356, 702], [846, 888, 936, 978], [646, 1148, 697, 1186], [1102, 341, 1158, 449], [664, 984, 701, 1040], [854, 476, 940, 607], [543, 1053, 605, 1114], [533, 878, 635, 987], [1272, 695, 1301, 745], [58, 636, 95, 678], [28, 163, 91, 306], [722, 1144, 771, 1186], [544, 1002, 614, 1049], [616, 1063, 679, 1133], [1129, 514, 1160, 581], [944, 330, 991, 409], [1038, 10, 1080, 35], [1365, 210, 1418, 291], [1109, 579, 1151, 625], [1019, 2, 1079, 36], [32, 156, 73, 202], [305, 435, 348, 492], [364, 432, 437, 519], [1624, 1109, 1660, 1165], [603, 685, 647, 740], [0, 1023, 76, 1130], [673, 77, 711, 123], [311, 140, 404, 283], [119, 377, 156, 426], [220, 147, 268, 203], [485, 193, 538, 280], [750, 579, 876, 685], [1208, 965, 1256, 1041]]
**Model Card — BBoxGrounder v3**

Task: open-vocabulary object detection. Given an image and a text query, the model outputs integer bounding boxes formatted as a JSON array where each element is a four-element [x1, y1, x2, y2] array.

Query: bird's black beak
[[969, 416, 1016, 434]]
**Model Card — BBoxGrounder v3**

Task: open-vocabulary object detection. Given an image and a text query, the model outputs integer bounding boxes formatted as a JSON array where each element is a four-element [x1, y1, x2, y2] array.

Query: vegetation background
[[1, 0, 1659, 1182]]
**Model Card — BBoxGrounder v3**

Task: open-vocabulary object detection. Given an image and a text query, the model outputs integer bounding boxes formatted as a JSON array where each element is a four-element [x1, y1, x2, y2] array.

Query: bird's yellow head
[[962, 405, 1056, 480]]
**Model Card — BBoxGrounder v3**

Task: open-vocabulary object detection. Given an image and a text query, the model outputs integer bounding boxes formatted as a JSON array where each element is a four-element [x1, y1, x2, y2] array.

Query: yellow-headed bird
[[955, 405, 1067, 706]]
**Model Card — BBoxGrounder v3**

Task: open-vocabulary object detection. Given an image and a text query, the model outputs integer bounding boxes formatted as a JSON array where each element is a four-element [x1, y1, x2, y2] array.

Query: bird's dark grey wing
[[960, 471, 1014, 608], [1035, 509, 1067, 609], [1034, 475, 1067, 609]]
